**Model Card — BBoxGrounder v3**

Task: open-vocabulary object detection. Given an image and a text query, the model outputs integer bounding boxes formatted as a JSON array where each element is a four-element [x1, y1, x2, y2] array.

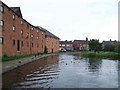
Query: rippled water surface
[[3, 54, 119, 89]]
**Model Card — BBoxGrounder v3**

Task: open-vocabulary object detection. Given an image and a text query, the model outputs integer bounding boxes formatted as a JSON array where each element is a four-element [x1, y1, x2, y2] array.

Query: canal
[[2, 54, 119, 89]]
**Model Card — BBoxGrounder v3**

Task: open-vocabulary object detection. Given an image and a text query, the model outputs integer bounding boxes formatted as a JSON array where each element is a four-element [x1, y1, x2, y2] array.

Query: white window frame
[[13, 26, 15, 31], [0, 20, 4, 26], [13, 14, 15, 20], [0, 6, 3, 13], [21, 20, 23, 25]]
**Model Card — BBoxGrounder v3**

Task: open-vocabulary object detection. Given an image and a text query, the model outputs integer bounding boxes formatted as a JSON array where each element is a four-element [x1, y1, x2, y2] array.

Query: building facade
[[38, 27, 60, 53], [73, 38, 89, 51], [102, 39, 118, 50], [59, 40, 73, 51], [0, 1, 59, 56]]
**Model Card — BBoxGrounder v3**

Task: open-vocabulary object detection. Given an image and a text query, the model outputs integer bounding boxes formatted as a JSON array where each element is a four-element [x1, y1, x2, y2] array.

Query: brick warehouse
[[0, 1, 60, 56]]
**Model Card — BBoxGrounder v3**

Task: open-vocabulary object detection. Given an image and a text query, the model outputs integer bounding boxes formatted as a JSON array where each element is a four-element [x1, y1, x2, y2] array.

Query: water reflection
[[2, 54, 118, 89], [2, 55, 59, 89], [88, 58, 102, 73]]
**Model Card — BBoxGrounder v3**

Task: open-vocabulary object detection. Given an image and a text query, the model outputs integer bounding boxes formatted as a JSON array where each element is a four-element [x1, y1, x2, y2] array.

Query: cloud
[[2, 0, 119, 41]]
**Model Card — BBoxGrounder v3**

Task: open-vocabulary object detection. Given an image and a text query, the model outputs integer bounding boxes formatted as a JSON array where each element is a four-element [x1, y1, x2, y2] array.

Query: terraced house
[[0, 1, 59, 56]]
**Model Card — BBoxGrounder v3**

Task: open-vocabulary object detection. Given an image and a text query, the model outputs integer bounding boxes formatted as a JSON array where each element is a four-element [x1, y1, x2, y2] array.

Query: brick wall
[[1, 2, 46, 56], [45, 37, 59, 53]]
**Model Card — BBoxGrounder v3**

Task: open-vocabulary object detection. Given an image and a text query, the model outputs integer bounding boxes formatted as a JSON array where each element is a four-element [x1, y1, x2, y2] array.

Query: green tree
[[115, 43, 120, 53], [104, 44, 115, 52], [89, 39, 102, 52]]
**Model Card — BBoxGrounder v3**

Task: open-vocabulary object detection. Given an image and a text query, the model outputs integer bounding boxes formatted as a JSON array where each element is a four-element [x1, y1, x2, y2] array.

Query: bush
[[81, 51, 119, 60]]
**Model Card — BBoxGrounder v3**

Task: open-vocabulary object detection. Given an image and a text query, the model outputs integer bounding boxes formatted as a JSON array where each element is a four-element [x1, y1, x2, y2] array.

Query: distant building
[[102, 39, 118, 50], [38, 26, 60, 53], [59, 40, 73, 51], [73, 37, 89, 51]]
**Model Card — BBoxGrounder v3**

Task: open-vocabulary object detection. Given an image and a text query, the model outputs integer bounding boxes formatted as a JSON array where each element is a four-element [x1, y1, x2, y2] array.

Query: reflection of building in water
[[87, 58, 102, 73], [46, 55, 59, 65], [2, 55, 59, 89]]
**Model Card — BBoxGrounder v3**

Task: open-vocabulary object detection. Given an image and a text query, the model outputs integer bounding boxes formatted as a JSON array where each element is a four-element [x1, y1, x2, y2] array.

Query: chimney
[[86, 37, 88, 41]]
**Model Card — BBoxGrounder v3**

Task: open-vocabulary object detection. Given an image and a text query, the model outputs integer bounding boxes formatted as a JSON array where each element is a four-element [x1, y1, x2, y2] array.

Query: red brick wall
[[45, 37, 59, 53], [73, 42, 80, 50], [1, 2, 46, 56], [30, 27, 45, 54]]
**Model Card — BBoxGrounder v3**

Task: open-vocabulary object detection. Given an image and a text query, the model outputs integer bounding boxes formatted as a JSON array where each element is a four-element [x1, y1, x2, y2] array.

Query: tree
[[89, 39, 102, 52], [104, 44, 115, 52], [115, 43, 120, 53]]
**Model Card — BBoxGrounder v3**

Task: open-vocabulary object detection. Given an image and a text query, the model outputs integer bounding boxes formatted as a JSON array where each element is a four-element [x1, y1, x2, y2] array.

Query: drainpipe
[[30, 27, 31, 54]]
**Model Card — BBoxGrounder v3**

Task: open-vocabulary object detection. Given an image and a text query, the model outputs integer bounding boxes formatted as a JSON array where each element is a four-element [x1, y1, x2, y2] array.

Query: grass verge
[[81, 51, 120, 60], [2, 54, 34, 62]]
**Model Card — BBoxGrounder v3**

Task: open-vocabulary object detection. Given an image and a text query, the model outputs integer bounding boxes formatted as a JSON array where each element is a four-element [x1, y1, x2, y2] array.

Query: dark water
[[2, 54, 119, 89]]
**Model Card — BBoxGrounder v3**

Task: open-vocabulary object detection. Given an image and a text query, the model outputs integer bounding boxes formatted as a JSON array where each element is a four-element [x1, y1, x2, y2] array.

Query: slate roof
[[10, 7, 23, 18], [60, 41, 72, 44], [74, 40, 88, 44], [102, 40, 117, 45], [37, 26, 59, 39]]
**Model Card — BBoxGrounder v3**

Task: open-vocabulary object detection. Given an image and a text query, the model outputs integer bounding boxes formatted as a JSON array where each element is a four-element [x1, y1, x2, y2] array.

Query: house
[[59, 40, 73, 51], [37, 26, 60, 53], [102, 39, 118, 50], [73, 37, 89, 51], [0, 1, 59, 56]]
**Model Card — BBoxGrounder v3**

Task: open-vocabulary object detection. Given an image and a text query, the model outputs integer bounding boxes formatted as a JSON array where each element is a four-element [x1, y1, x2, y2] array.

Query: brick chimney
[[86, 37, 88, 41]]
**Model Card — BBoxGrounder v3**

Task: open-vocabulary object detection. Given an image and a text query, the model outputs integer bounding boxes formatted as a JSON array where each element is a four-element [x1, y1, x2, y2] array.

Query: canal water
[[2, 54, 119, 89]]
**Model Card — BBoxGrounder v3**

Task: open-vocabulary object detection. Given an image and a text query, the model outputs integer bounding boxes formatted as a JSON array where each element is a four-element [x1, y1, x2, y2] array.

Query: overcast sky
[[2, 0, 119, 42]]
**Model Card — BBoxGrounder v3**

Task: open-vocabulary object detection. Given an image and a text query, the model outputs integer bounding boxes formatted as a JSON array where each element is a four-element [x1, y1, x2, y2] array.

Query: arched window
[[0, 20, 4, 26], [0, 6, 4, 13], [13, 14, 15, 20], [13, 26, 15, 31]]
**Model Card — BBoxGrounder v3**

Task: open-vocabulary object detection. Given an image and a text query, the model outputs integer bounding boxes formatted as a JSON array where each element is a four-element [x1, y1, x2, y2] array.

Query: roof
[[10, 7, 23, 18], [37, 26, 60, 39], [60, 41, 72, 44], [74, 40, 88, 44], [102, 40, 117, 45]]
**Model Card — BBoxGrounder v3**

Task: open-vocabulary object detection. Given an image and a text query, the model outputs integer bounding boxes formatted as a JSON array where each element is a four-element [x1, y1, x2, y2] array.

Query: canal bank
[[2, 54, 59, 74], [3, 51, 119, 74], [2, 54, 118, 89]]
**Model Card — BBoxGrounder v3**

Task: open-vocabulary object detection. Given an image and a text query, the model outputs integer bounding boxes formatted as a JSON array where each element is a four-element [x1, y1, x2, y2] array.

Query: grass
[[2, 51, 119, 62], [2, 54, 34, 62], [81, 51, 120, 60]]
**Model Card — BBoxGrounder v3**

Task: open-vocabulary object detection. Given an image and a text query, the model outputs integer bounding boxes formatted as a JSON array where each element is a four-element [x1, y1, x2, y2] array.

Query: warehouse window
[[21, 20, 23, 25], [0, 6, 4, 13], [13, 14, 15, 20], [37, 36, 39, 40], [37, 30, 39, 32], [31, 27, 34, 30], [21, 41, 23, 47], [17, 40, 20, 51], [31, 34, 34, 38], [21, 30, 23, 38], [0, 20, 4, 26], [26, 32, 28, 36], [13, 26, 15, 31], [32, 43, 34, 47], [0, 37, 3, 44], [13, 39, 15, 45]]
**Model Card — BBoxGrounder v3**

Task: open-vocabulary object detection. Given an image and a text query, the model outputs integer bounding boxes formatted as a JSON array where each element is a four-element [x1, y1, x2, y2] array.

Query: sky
[[2, 0, 119, 42]]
